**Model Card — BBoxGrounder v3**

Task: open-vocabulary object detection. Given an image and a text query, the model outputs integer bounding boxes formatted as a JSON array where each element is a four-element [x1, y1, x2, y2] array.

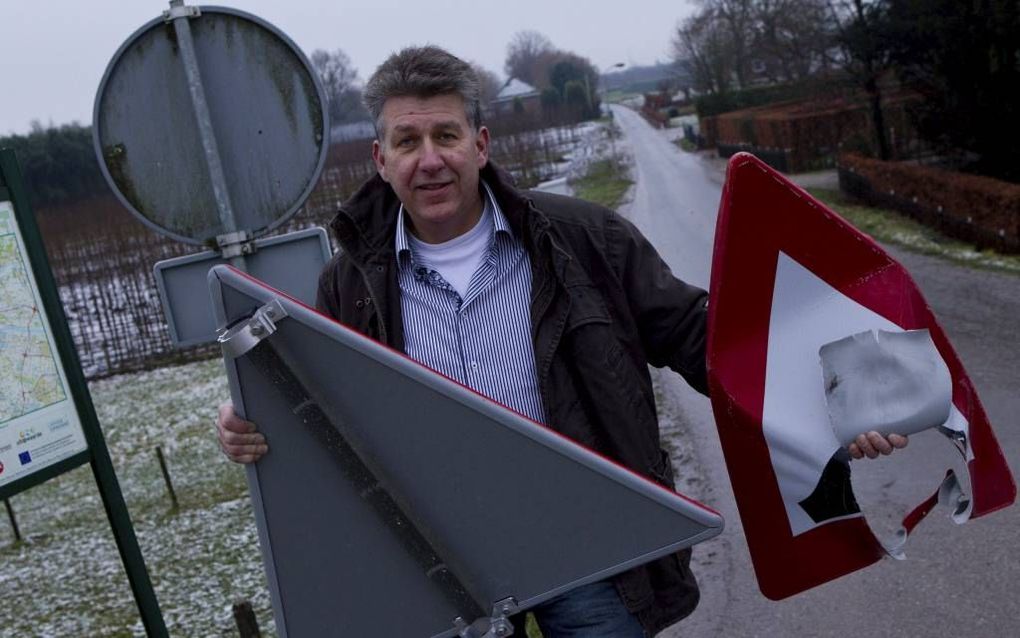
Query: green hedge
[[839, 153, 1020, 253], [0, 124, 106, 208], [695, 79, 848, 118]]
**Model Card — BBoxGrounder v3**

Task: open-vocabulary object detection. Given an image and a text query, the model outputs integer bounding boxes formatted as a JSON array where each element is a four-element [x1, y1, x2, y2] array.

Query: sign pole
[[0, 149, 168, 637], [165, 0, 250, 267]]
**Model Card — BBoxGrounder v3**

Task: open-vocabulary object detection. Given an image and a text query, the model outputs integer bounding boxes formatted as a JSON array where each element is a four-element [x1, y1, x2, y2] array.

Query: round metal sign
[[93, 6, 329, 245]]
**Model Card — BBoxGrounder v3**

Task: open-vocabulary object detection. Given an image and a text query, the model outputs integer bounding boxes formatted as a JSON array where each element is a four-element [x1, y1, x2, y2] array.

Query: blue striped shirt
[[395, 182, 546, 423]]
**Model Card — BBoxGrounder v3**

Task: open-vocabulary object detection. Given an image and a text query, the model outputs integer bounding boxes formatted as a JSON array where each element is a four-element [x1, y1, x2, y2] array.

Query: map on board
[[0, 198, 87, 492], [0, 205, 65, 424]]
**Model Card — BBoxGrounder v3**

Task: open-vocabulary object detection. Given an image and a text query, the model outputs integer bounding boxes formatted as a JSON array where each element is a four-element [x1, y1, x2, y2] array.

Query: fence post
[[4, 498, 22, 543], [155, 446, 179, 509], [232, 600, 261, 638]]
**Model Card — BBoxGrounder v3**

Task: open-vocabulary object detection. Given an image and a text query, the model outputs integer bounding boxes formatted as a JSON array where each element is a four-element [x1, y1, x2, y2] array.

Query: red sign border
[[706, 153, 1015, 600]]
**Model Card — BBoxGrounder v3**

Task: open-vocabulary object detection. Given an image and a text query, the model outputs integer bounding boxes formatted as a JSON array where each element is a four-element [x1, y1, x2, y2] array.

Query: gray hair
[[363, 46, 483, 136]]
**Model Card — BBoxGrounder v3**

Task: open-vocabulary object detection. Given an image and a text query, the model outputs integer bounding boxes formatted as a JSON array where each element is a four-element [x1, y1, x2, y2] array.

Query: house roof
[[495, 78, 540, 101]]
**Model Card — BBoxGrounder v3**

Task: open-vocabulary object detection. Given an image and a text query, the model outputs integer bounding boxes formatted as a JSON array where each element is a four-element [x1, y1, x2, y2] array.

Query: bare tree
[[752, 0, 836, 83], [702, 0, 755, 89], [674, 0, 839, 94], [310, 48, 366, 124], [673, 9, 736, 94], [471, 63, 503, 111], [828, 0, 894, 159], [504, 30, 554, 85]]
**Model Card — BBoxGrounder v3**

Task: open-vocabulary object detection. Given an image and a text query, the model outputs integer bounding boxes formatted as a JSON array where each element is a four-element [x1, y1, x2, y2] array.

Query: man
[[217, 45, 905, 637]]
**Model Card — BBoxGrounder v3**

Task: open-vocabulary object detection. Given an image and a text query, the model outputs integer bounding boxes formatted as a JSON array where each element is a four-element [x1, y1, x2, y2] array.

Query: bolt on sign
[[0, 150, 168, 637]]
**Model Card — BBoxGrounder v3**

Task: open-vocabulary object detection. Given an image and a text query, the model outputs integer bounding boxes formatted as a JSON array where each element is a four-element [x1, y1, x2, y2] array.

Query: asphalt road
[[610, 104, 1020, 638]]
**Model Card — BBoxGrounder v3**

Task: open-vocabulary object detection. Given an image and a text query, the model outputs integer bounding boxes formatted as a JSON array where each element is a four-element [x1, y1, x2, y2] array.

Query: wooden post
[[155, 446, 179, 509], [232, 600, 261, 638], [4, 498, 22, 543]]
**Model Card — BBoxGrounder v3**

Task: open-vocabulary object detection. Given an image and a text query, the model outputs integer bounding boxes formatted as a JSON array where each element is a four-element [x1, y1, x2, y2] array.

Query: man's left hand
[[848, 431, 909, 459]]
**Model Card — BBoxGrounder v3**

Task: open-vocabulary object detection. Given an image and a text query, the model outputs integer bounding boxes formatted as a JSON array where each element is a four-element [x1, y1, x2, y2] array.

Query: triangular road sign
[[209, 265, 723, 637], [707, 153, 1015, 600]]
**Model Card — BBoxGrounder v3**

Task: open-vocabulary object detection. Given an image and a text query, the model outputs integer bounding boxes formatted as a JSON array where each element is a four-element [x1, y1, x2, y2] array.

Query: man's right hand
[[216, 401, 268, 464]]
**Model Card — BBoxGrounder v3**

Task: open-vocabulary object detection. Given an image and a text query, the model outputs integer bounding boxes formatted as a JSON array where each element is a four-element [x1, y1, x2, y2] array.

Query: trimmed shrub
[[703, 93, 918, 172], [700, 116, 719, 148], [695, 79, 849, 118], [839, 153, 1020, 253]]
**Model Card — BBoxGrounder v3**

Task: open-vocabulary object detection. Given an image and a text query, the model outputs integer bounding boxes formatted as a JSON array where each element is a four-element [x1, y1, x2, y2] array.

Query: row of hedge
[[838, 153, 1020, 254], [702, 94, 917, 173], [694, 78, 849, 118]]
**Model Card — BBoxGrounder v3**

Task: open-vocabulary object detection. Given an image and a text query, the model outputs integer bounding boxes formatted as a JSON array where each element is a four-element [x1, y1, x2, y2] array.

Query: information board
[[0, 200, 88, 490], [0, 148, 166, 636]]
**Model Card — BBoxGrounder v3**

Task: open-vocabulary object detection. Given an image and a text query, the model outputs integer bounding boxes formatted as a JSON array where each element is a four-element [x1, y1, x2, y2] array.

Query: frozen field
[[0, 358, 276, 637]]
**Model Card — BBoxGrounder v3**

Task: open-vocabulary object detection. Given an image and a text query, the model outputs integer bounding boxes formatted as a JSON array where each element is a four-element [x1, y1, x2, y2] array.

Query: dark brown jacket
[[316, 162, 710, 635]]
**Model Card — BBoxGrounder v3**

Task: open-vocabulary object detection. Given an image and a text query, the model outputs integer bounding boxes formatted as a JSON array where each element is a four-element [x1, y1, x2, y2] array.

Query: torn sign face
[[820, 328, 953, 448], [706, 153, 1016, 600]]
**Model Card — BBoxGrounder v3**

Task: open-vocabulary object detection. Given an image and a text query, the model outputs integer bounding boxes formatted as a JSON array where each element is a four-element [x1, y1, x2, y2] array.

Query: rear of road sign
[[93, 6, 328, 245], [154, 226, 332, 346], [209, 265, 723, 637]]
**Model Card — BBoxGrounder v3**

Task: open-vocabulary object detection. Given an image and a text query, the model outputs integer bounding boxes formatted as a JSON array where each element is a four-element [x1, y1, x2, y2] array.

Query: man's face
[[372, 93, 490, 244]]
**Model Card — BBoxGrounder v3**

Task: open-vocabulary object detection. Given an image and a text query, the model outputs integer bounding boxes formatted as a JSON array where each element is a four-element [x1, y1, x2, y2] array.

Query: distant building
[[603, 62, 682, 95], [330, 120, 375, 143], [491, 78, 541, 117]]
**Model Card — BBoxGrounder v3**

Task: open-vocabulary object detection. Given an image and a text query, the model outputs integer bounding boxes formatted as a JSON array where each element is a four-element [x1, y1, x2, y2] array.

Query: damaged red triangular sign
[[707, 153, 1015, 600]]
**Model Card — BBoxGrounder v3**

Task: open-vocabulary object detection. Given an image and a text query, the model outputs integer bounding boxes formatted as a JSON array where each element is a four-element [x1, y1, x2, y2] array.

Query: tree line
[[503, 30, 603, 119], [0, 123, 106, 208], [3, 33, 609, 210], [673, 0, 1020, 183]]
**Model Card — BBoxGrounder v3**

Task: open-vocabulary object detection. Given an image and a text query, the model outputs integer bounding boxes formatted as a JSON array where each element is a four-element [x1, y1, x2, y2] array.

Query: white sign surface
[[0, 200, 88, 488], [763, 252, 969, 536]]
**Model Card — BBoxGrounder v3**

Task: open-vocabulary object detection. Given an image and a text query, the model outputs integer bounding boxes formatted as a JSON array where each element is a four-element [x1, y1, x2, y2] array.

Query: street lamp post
[[598, 63, 626, 161], [587, 62, 626, 115]]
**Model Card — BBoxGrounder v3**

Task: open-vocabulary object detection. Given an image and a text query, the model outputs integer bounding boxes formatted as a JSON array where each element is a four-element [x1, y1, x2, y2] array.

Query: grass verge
[[526, 613, 544, 637], [806, 188, 1020, 275], [571, 159, 633, 210], [674, 137, 697, 152]]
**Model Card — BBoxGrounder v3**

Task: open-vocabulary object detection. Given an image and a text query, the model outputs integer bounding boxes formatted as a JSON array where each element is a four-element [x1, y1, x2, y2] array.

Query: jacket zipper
[[354, 260, 387, 344], [336, 211, 389, 345]]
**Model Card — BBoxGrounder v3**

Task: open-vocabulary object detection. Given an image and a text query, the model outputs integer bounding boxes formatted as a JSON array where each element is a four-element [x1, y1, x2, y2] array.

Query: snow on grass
[[807, 188, 1020, 275], [1, 358, 277, 637]]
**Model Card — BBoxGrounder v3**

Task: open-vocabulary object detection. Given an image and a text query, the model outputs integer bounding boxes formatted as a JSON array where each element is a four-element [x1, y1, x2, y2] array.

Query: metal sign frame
[[154, 226, 333, 346], [210, 265, 724, 637], [0, 149, 168, 637]]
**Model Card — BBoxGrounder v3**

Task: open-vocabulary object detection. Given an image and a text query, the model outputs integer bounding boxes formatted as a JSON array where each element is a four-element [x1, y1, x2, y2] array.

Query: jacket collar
[[330, 162, 539, 263]]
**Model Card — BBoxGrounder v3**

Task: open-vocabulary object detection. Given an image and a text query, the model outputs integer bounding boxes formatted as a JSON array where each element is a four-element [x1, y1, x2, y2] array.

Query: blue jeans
[[524, 580, 647, 637]]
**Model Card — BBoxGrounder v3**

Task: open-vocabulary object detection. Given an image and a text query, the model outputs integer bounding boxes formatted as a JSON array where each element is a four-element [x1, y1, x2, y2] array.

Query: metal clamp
[[454, 597, 518, 638], [216, 229, 257, 259], [163, 2, 201, 22], [217, 299, 287, 358]]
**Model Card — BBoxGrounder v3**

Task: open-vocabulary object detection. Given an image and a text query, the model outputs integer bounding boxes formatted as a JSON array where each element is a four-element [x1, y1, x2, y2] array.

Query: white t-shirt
[[407, 202, 493, 299]]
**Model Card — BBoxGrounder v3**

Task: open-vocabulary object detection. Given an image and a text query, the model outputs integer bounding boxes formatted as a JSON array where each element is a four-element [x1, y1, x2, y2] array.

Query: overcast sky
[[0, 0, 696, 136]]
